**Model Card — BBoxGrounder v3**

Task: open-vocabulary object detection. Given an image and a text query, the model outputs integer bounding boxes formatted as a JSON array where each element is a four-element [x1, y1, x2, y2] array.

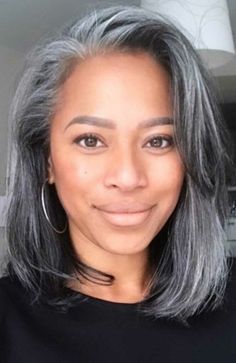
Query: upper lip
[[94, 202, 154, 213]]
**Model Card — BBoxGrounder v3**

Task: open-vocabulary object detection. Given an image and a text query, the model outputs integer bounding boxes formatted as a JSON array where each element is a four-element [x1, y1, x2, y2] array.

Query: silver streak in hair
[[3, 6, 233, 324]]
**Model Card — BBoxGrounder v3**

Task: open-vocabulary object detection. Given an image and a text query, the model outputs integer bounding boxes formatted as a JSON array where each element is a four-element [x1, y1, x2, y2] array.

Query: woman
[[0, 5, 235, 363]]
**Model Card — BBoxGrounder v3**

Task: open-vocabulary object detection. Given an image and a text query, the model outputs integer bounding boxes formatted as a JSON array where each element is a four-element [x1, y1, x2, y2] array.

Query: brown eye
[[145, 135, 173, 149], [74, 134, 104, 148]]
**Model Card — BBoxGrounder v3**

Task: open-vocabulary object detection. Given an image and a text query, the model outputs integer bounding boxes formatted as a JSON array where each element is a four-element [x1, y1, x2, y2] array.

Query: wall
[[0, 45, 24, 273], [0, 44, 24, 195]]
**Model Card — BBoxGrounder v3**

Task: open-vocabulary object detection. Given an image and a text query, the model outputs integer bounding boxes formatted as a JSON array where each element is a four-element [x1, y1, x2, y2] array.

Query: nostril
[[103, 151, 148, 191]]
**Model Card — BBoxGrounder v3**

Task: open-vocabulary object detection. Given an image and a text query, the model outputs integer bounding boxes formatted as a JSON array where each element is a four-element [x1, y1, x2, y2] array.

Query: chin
[[96, 234, 152, 256]]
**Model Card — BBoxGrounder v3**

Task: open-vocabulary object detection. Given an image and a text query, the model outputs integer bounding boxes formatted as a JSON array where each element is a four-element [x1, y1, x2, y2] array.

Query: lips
[[95, 202, 154, 213], [94, 202, 154, 227]]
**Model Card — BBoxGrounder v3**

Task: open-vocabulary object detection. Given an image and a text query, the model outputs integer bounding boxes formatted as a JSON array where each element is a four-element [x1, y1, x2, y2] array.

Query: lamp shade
[[140, 0, 235, 69]]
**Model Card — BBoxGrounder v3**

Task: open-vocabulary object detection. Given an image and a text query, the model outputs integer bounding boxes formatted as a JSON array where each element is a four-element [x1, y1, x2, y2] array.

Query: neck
[[67, 233, 153, 303]]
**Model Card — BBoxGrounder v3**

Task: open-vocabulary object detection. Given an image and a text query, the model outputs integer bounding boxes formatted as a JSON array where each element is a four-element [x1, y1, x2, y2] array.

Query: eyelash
[[73, 133, 174, 150]]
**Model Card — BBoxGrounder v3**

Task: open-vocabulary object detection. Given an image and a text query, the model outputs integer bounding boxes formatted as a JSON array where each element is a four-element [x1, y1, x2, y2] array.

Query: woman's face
[[48, 51, 184, 256]]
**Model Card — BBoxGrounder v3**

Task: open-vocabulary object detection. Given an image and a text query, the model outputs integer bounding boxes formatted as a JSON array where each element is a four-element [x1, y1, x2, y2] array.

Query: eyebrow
[[64, 115, 173, 132]]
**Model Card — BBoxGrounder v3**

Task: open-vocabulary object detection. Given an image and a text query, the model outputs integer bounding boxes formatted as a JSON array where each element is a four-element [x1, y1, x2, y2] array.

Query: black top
[[1, 264, 236, 363]]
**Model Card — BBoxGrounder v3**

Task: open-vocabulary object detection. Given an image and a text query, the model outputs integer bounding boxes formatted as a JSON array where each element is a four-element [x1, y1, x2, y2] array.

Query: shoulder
[[0, 275, 16, 328], [0, 274, 29, 319], [0, 274, 16, 303], [224, 258, 236, 308], [189, 258, 236, 327], [0, 273, 22, 295]]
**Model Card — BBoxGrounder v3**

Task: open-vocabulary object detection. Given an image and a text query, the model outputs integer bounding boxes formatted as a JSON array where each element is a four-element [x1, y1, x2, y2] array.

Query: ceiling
[[0, 0, 235, 102]]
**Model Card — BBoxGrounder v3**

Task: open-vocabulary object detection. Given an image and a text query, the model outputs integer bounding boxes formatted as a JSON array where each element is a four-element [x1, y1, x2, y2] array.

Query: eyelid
[[143, 134, 174, 148], [73, 133, 106, 148], [73, 133, 174, 150]]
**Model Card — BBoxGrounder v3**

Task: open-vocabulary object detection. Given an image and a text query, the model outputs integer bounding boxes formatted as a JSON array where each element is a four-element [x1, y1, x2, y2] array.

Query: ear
[[47, 155, 55, 184]]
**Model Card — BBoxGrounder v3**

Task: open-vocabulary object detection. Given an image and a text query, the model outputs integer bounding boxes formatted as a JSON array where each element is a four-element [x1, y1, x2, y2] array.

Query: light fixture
[[140, 0, 235, 69]]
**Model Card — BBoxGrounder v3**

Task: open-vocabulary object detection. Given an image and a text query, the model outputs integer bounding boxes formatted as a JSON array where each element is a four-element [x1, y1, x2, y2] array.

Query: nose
[[104, 147, 148, 191]]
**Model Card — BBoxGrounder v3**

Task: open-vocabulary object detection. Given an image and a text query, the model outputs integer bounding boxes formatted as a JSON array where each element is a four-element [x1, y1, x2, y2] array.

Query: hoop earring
[[41, 179, 68, 234]]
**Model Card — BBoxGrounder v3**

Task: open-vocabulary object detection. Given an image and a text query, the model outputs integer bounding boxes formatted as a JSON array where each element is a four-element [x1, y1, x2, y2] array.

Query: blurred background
[[0, 0, 236, 271]]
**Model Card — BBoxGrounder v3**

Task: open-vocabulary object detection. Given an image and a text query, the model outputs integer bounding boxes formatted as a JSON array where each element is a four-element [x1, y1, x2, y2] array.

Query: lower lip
[[96, 207, 153, 227]]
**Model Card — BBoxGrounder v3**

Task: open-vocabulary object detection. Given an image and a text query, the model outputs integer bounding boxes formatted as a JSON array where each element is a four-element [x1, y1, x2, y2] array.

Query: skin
[[48, 51, 185, 303]]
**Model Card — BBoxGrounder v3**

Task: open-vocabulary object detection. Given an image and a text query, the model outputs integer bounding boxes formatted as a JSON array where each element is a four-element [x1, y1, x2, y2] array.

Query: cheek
[[155, 152, 183, 173], [151, 155, 184, 200], [50, 152, 102, 203], [151, 157, 184, 232], [56, 159, 87, 187], [50, 162, 91, 220]]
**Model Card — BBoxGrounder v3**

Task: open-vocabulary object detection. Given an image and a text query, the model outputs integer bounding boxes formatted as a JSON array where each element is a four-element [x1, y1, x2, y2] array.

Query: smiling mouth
[[94, 206, 154, 227]]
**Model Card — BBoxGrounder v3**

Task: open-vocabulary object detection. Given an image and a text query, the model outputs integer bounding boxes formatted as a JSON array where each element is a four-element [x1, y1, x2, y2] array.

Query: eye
[[73, 133, 105, 148], [144, 135, 173, 149]]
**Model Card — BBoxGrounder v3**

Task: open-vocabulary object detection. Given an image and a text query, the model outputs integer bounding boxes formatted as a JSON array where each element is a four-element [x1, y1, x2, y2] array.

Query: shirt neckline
[[63, 286, 145, 308]]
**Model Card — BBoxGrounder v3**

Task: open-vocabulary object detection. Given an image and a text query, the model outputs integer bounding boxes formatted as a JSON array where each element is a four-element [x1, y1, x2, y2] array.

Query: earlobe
[[47, 156, 55, 184]]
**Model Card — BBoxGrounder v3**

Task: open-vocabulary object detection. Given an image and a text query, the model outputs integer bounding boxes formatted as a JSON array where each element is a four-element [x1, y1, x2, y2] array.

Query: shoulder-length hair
[[3, 5, 233, 324]]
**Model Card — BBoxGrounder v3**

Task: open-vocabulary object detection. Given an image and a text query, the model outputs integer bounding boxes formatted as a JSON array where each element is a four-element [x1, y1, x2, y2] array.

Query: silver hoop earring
[[41, 179, 68, 234]]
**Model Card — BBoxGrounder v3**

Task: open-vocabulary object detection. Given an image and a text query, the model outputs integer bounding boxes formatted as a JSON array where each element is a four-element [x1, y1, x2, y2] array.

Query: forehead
[[58, 50, 171, 96], [52, 51, 172, 130]]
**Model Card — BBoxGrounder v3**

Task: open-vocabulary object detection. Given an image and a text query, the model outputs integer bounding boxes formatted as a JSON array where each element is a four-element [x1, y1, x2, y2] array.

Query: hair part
[[3, 5, 233, 324]]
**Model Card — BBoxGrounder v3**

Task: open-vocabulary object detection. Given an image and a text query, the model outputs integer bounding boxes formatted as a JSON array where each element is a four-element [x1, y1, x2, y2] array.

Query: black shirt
[[0, 266, 236, 363]]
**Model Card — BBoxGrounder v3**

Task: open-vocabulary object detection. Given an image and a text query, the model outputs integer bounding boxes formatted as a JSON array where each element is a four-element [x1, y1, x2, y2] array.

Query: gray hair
[[3, 5, 233, 324]]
